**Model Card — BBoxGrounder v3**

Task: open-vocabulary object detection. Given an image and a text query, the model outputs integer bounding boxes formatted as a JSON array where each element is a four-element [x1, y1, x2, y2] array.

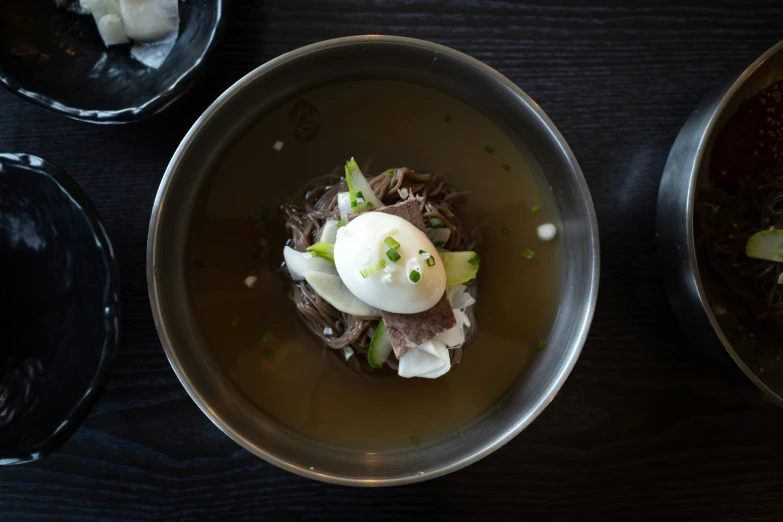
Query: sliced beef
[[348, 198, 426, 232], [383, 293, 456, 357], [364, 199, 456, 357]]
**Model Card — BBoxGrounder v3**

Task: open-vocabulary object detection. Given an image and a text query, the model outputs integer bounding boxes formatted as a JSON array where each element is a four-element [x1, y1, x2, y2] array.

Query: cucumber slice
[[368, 320, 393, 368], [306, 242, 335, 263], [440, 251, 480, 286], [746, 229, 783, 262], [319, 220, 339, 244], [303, 271, 381, 318], [283, 246, 336, 281], [344, 158, 383, 213]]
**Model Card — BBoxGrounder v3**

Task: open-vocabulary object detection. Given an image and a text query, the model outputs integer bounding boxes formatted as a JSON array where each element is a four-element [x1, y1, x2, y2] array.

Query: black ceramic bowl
[[0, 0, 224, 124], [0, 153, 119, 464]]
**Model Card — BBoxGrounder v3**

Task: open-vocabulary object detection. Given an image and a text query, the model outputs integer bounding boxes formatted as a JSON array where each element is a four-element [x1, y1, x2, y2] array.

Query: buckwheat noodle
[[696, 161, 783, 350]]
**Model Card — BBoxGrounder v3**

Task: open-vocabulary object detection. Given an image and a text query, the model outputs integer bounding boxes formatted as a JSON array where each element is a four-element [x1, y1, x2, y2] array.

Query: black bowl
[[0, 153, 119, 464], [0, 0, 224, 124]]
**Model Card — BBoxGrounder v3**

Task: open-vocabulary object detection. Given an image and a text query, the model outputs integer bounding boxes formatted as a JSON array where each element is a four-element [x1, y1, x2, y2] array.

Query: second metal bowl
[[657, 40, 783, 407]]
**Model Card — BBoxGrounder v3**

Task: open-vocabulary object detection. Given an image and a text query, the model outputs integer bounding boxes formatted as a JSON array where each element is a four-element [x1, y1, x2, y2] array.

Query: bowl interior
[[149, 37, 598, 485], [0, 153, 119, 464], [0, 0, 222, 123], [693, 45, 783, 400]]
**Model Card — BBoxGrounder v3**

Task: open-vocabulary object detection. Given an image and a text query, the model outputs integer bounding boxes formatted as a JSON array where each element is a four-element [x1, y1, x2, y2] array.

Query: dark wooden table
[[3, 1, 783, 520]]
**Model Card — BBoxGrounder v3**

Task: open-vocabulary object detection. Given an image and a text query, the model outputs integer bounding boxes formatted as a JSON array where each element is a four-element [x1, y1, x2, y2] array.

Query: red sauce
[[709, 80, 783, 190]]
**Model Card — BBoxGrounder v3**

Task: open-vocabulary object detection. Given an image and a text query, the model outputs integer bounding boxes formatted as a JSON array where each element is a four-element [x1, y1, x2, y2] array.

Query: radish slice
[[119, 0, 179, 42], [398, 340, 451, 379], [283, 246, 335, 281], [337, 192, 352, 221], [303, 271, 380, 318], [319, 220, 339, 244]]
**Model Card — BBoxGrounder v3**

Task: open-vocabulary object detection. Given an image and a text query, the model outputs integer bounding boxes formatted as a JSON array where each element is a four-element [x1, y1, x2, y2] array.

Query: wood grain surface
[[2, 1, 783, 520]]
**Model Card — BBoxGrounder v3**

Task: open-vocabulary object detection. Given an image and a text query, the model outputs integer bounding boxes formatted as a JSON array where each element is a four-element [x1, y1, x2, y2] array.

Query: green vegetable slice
[[344, 158, 383, 213], [746, 229, 783, 262], [306, 242, 335, 263], [368, 320, 393, 369], [441, 251, 480, 285], [360, 259, 387, 278]]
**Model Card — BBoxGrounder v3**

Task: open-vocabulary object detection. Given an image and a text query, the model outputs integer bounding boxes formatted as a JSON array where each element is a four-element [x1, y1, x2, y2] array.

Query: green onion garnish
[[433, 239, 445, 248], [250, 247, 260, 258], [386, 248, 401, 263], [537, 340, 545, 349], [366, 202, 374, 209], [502, 164, 511, 171], [522, 249, 535, 259], [383, 169, 394, 177], [350, 200, 358, 208], [409, 270, 421, 283], [337, 219, 347, 228], [430, 217, 445, 229], [426, 257, 436, 267], [531, 206, 540, 213], [410, 436, 420, 446], [356, 191, 364, 200], [360, 259, 387, 278], [419, 249, 426, 254], [262, 331, 274, 342], [385, 237, 401, 250], [468, 254, 481, 265], [194, 259, 205, 269], [485, 146, 495, 153], [266, 353, 275, 361], [444, 114, 452, 123], [501, 227, 510, 235]]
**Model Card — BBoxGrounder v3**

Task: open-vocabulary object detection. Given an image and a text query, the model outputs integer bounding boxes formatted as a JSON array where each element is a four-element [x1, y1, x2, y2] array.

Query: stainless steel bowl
[[148, 35, 599, 485], [657, 40, 783, 407]]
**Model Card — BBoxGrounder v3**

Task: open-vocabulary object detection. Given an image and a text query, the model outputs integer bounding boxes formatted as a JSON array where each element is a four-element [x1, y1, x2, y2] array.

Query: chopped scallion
[[360, 259, 387, 278], [444, 114, 452, 123], [426, 257, 436, 267], [522, 249, 536, 259], [433, 239, 445, 248], [409, 270, 421, 283], [468, 254, 481, 265], [356, 191, 364, 200], [262, 331, 273, 342], [387, 248, 401, 263], [365, 202, 374, 209], [537, 340, 545, 349], [531, 206, 540, 213], [485, 145, 495, 153], [350, 200, 358, 208], [501, 227, 510, 235], [385, 236, 401, 250], [430, 217, 445, 229], [337, 219, 347, 228]]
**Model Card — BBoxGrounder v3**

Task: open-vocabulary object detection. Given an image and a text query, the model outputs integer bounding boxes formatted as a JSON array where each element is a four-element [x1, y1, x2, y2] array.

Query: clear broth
[[187, 80, 563, 449]]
